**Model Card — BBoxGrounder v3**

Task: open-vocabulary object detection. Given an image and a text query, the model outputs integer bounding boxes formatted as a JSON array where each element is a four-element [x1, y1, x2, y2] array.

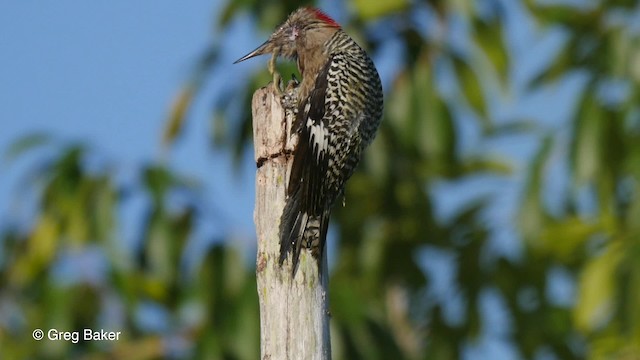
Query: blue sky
[[0, 1, 262, 252], [1, 1, 212, 154]]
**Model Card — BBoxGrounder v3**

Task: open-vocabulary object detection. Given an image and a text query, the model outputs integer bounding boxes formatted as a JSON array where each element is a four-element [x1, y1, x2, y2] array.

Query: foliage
[[2, 0, 640, 359], [0, 143, 258, 359]]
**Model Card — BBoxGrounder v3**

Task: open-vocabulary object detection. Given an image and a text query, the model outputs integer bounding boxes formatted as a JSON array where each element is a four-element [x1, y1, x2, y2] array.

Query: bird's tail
[[279, 190, 330, 277]]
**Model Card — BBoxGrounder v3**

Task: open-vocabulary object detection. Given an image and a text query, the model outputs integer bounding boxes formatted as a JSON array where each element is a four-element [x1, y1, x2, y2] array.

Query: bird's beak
[[234, 40, 271, 64]]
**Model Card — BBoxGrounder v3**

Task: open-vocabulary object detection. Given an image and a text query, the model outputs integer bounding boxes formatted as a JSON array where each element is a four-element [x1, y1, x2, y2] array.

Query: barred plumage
[[235, 7, 383, 276]]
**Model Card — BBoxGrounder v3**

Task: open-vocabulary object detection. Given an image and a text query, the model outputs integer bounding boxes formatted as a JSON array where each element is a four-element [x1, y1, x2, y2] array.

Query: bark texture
[[252, 86, 331, 360]]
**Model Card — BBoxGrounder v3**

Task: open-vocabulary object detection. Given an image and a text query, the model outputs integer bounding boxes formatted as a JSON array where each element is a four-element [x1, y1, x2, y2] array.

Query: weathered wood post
[[252, 86, 331, 360]]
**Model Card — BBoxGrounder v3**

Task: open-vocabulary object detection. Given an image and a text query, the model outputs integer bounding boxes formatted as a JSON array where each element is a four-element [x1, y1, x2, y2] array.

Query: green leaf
[[520, 136, 553, 239], [472, 18, 509, 86], [352, 0, 409, 20], [3, 133, 52, 163], [413, 56, 455, 168], [452, 55, 489, 123], [571, 90, 603, 186], [162, 85, 195, 149], [485, 120, 539, 137], [536, 217, 603, 260], [460, 157, 512, 175], [574, 242, 622, 332]]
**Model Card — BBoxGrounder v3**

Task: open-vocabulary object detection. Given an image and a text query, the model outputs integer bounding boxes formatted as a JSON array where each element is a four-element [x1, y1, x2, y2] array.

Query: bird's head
[[234, 7, 341, 64]]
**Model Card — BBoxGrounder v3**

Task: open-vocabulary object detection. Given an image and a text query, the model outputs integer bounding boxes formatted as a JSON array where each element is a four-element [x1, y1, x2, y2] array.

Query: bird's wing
[[279, 53, 351, 273]]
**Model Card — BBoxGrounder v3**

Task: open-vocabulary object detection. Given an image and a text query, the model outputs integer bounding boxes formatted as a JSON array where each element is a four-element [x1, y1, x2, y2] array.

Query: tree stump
[[252, 86, 331, 360]]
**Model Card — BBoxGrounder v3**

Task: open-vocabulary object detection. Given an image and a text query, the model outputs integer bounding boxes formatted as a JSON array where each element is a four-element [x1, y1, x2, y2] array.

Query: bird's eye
[[289, 26, 299, 40]]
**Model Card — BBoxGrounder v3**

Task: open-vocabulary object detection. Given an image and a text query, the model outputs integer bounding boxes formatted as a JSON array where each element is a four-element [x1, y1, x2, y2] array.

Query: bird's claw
[[281, 74, 300, 113], [282, 91, 298, 113]]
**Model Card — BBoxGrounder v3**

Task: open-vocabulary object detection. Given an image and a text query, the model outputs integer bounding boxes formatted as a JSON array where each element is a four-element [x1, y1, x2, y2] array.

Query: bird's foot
[[281, 74, 299, 113], [282, 91, 298, 113]]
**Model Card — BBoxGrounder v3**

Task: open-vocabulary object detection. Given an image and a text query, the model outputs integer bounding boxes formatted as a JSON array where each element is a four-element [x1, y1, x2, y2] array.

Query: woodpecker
[[235, 7, 383, 276]]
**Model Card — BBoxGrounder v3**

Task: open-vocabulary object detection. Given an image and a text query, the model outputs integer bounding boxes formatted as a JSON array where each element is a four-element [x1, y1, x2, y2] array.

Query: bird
[[234, 7, 383, 276]]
